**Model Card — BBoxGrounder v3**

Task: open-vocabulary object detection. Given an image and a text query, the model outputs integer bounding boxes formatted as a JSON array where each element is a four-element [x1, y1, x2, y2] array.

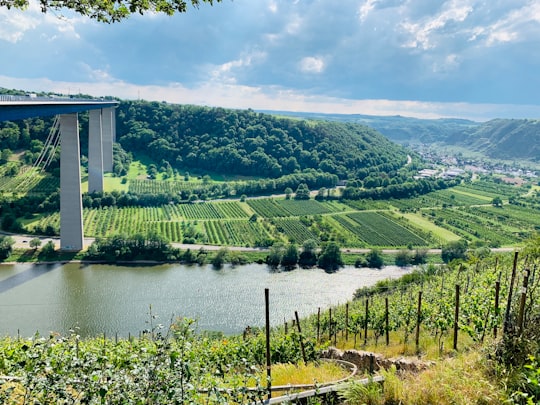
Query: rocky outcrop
[[321, 347, 434, 374]]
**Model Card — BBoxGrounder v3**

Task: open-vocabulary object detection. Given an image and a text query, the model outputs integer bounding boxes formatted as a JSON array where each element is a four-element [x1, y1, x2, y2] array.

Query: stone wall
[[321, 347, 434, 374]]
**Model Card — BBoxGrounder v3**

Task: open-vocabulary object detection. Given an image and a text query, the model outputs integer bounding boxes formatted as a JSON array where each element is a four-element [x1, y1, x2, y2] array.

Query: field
[[12, 174, 540, 249]]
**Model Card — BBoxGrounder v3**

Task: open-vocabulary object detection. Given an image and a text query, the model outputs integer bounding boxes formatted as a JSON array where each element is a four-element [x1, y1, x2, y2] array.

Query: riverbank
[[3, 246, 446, 268]]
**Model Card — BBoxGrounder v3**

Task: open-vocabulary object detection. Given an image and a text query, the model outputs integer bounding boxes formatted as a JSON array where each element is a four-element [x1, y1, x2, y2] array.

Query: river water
[[0, 262, 409, 337]]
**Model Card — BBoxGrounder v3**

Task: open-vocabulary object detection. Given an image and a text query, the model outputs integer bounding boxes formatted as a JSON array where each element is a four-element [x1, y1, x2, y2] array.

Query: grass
[[386, 350, 506, 404], [6, 248, 85, 263], [400, 212, 461, 243], [268, 361, 351, 387], [334, 330, 478, 360], [104, 174, 129, 192], [450, 188, 493, 202]]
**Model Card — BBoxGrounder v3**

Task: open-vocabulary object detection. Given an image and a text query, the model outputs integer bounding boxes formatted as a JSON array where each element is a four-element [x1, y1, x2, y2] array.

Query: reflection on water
[[0, 262, 409, 337]]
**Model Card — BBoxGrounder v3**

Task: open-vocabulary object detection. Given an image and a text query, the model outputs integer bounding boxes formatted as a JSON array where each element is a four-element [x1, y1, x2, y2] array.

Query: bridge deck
[[0, 95, 118, 121]]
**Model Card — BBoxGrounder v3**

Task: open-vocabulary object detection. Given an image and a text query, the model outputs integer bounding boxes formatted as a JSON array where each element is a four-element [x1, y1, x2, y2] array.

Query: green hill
[[260, 110, 478, 144], [445, 118, 540, 161], [116, 101, 409, 179]]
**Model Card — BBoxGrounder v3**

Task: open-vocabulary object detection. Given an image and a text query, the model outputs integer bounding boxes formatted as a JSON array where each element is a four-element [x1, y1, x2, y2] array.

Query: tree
[[2, 0, 222, 23], [29, 238, 42, 250], [284, 187, 293, 200], [366, 249, 384, 268], [395, 249, 411, 267], [0, 236, 14, 261], [492, 196, 503, 207], [299, 239, 318, 268], [211, 247, 228, 269], [317, 241, 343, 271], [281, 243, 299, 269], [411, 249, 428, 265], [267, 243, 285, 268], [40, 240, 56, 258], [294, 183, 310, 200], [441, 239, 468, 263]]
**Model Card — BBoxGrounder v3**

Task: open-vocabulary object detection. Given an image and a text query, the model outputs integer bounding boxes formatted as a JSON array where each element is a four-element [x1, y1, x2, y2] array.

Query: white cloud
[[285, 14, 302, 35], [299, 56, 326, 74], [0, 8, 40, 43], [400, 0, 473, 50], [78, 63, 115, 82], [358, 0, 377, 22], [268, 1, 278, 14], [4, 74, 540, 121], [0, 0, 83, 43], [470, 2, 540, 47], [208, 50, 267, 83], [432, 53, 460, 73]]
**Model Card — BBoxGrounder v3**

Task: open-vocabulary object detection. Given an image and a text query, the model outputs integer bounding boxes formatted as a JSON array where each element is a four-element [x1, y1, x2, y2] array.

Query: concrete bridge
[[0, 95, 119, 251]]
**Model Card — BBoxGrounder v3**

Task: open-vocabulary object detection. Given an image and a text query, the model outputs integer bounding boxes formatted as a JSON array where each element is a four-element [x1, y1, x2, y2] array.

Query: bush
[[395, 249, 412, 267], [0, 236, 14, 261], [441, 239, 468, 263], [366, 249, 384, 269]]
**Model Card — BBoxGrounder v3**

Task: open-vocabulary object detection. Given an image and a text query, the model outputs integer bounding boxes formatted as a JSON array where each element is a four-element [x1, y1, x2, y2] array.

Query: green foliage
[[317, 241, 343, 271], [492, 196, 503, 207], [366, 249, 384, 268], [1, 0, 223, 23], [0, 235, 14, 260], [267, 242, 285, 268], [299, 239, 318, 268], [116, 100, 407, 180], [294, 183, 310, 200], [211, 247, 228, 269], [395, 249, 412, 267], [447, 118, 540, 160], [281, 243, 299, 269], [339, 378, 383, 405], [29, 237, 42, 249], [38, 240, 56, 259], [84, 233, 179, 262], [441, 239, 468, 263]]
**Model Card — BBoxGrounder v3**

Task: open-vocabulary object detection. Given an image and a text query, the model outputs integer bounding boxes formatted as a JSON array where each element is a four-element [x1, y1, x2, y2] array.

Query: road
[[4, 233, 518, 255]]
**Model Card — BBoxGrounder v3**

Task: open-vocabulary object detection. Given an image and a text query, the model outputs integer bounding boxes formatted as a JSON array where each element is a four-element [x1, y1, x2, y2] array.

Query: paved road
[[4, 233, 518, 255]]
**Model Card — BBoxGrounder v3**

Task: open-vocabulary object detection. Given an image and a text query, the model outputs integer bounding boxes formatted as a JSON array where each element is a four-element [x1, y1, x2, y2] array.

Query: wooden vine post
[[364, 299, 369, 346], [385, 297, 390, 346], [345, 303, 349, 342], [494, 281, 500, 338], [265, 288, 271, 399], [504, 251, 519, 334], [415, 291, 422, 353], [295, 311, 307, 363], [453, 284, 460, 351], [517, 269, 530, 336], [317, 307, 321, 343], [329, 308, 332, 342]]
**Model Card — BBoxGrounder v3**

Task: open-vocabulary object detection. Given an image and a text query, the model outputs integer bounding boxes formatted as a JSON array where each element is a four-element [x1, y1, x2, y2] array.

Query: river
[[0, 262, 409, 337]]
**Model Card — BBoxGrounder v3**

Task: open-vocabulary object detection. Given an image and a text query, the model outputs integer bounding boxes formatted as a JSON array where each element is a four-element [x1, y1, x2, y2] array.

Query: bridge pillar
[[59, 113, 84, 251], [102, 107, 114, 172], [88, 109, 104, 193]]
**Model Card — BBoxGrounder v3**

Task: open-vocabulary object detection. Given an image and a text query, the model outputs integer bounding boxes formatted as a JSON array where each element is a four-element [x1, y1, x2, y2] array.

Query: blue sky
[[2, 0, 540, 121]]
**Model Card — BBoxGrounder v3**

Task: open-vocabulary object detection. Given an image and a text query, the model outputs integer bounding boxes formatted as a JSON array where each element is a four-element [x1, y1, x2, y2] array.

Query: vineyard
[[1, 241, 538, 404], [11, 175, 538, 249], [295, 244, 540, 366], [0, 166, 59, 196]]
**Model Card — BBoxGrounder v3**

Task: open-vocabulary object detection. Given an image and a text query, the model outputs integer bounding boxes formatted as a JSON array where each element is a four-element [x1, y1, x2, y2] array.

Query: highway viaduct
[[0, 95, 119, 251]]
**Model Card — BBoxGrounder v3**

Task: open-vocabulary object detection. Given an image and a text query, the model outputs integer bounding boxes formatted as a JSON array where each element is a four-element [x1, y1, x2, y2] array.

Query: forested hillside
[[262, 110, 478, 144], [266, 111, 540, 163], [445, 118, 540, 161], [116, 101, 409, 179]]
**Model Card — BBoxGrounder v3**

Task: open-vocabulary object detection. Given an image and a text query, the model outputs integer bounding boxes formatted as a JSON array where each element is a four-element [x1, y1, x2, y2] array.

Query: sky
[[2, 0, 540, 121]]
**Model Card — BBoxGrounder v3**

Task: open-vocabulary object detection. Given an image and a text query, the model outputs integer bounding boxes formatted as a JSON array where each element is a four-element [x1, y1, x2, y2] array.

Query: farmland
[[20, 178, 539, 249]]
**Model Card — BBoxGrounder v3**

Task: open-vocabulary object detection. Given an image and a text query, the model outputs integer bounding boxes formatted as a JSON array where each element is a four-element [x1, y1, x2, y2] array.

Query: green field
[[12, 172, 540, 249]]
